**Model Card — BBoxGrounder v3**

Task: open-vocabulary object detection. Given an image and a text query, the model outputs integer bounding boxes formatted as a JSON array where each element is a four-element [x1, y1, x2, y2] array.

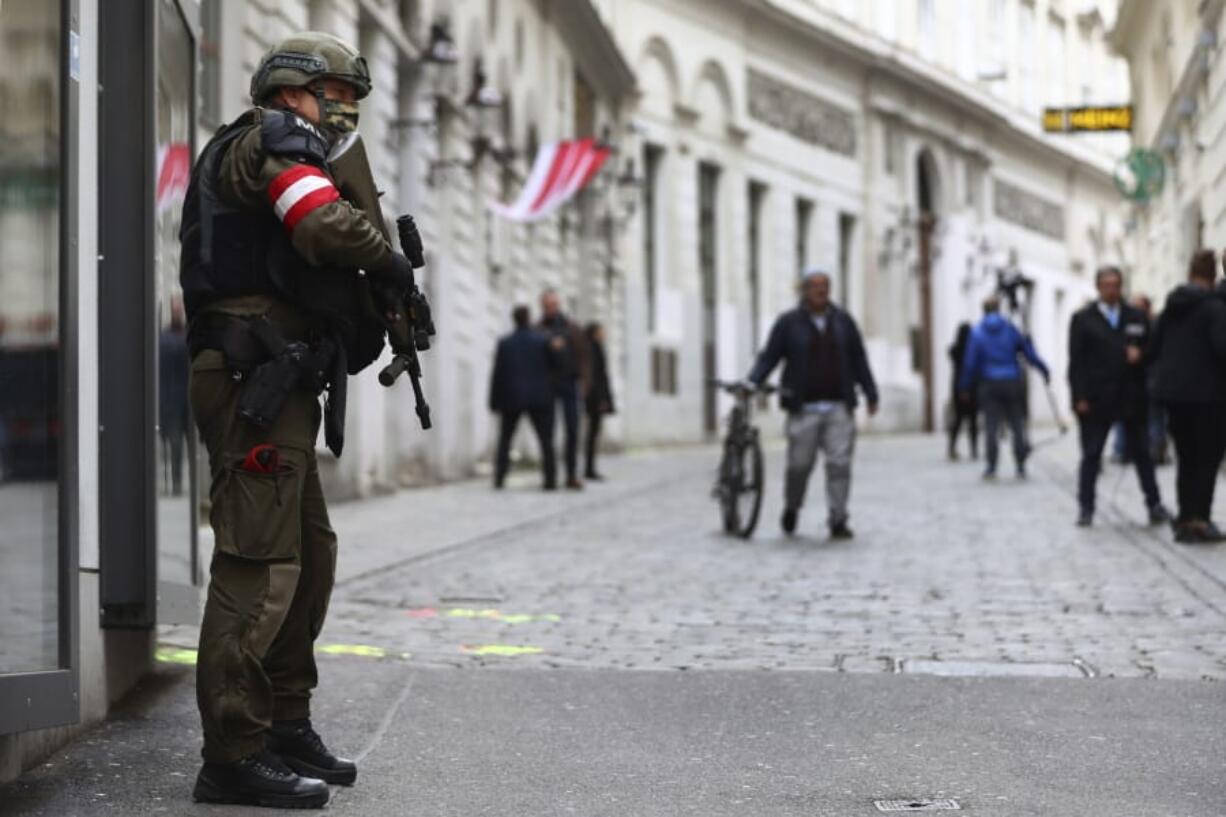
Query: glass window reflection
[[0, 0, 62, 674]]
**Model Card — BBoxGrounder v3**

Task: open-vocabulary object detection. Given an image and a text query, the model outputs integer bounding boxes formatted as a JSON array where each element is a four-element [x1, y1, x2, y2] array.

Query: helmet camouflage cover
[[250, 31, 372, 103]]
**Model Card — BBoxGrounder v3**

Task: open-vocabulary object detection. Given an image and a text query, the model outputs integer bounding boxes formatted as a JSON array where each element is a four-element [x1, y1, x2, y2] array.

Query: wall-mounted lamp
[[422, 21, 460, 99], [427, 61, 508, 186], [467, 60, 505, 163]]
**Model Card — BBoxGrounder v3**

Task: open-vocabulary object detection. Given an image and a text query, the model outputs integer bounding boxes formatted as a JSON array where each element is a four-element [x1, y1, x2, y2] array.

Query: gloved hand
[[369, 252, 415, 292]]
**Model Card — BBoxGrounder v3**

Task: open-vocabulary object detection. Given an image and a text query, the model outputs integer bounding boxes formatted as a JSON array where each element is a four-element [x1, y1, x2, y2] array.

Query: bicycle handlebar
[[707, 379, 779, 395]]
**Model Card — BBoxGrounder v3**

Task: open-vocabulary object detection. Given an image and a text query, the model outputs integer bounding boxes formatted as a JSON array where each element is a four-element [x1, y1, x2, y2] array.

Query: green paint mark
[[462, 644, 545, 657], [156, 646, 198, 666]]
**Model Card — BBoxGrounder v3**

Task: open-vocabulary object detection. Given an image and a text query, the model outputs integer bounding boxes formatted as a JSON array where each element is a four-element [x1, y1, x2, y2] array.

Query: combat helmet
[[250, 31, 372, 103]]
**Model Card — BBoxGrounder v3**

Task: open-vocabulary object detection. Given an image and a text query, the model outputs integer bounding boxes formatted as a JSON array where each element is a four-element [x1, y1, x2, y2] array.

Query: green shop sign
[[1113, 149, 1165, 204]]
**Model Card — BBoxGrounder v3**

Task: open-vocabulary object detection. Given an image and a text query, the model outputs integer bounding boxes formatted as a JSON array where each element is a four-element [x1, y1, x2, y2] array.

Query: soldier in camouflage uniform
[[180, 32, 418, 809]]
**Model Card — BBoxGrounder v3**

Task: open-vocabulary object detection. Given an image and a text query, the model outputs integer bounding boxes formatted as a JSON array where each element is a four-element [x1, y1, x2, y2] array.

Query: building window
[[956, 0, 977, 80], [651, 347, 678, 395], [838, 213, 856, 304], [1019, 2, 1038, 114], [1047, 15, 1066, 109], [795, 197, 814, 276], [986, 0, 1007, 95], [884, 120, 899, 176], [875, 0, 897, 42], [748, 182, 767, 344], [918, 0, 936, 61], [642, 144, 663, 333]]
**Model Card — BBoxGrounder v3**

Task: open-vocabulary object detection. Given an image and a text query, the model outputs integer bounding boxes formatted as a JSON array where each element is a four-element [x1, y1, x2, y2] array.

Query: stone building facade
[[1111, 0, 1226, 300], [600, 0, 1133, 440]]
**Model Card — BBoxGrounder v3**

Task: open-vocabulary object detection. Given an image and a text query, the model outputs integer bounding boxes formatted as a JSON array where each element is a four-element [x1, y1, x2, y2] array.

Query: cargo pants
[[190, 339, 337, 764]]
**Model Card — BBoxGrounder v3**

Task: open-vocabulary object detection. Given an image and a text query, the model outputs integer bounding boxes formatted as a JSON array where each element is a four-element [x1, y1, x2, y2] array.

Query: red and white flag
[[491, 138, 611, 223]]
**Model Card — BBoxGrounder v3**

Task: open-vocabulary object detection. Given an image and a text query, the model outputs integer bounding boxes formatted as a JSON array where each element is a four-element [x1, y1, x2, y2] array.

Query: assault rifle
[[373, 215, 436, 429]]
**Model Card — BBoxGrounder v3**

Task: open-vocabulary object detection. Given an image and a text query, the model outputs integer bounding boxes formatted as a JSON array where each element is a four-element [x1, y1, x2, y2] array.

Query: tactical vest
[[180, 111, 283, 321], [179, 111, 386, 376]]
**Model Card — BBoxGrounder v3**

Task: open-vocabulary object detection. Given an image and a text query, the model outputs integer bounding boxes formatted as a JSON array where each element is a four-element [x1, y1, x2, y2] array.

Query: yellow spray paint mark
[[442, 609, 562, 625], [462, 644, 545, 657], [159, 643, 408, 664], [316, 644, 411, 660], [156, 646, 198, 666]]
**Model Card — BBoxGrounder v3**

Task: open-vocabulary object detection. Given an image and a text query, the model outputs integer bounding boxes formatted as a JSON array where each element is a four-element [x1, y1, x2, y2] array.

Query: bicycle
[[709, 380, 777, 539]]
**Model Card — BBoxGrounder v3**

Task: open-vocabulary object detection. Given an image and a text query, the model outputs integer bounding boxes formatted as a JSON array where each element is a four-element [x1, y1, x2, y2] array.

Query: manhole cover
[[874, 799, 961, 812], [901, 658, 1085, 678]]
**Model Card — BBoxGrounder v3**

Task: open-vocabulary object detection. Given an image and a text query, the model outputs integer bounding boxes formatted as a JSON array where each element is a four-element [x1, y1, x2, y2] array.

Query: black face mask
[[312, 88, 360, 138]]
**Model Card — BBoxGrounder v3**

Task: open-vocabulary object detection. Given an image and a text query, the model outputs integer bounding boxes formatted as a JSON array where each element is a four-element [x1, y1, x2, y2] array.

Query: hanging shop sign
[[1113, 148, 1166, 204], [1042, 105, 1133, 133]]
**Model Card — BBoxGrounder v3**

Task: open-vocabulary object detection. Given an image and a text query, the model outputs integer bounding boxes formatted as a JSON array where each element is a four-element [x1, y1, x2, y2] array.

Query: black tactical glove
[[369, 252, 415, 292]]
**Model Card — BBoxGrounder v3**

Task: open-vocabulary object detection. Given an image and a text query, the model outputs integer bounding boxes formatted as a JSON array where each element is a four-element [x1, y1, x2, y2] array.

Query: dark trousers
[[554, 381, 581, 481], [494, 408, 556, 487], [949, 395, 979, 457], [979, 379, 1027, 471], [585, 410, 604, 477], [1165, 402, 1226, 523], [191, 356, 336, 764], [1077, 410, 1161, 514]]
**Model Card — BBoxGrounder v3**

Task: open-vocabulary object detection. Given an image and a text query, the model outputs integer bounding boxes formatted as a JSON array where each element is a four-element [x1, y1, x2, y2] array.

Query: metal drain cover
[[874, 799, 961, 812]]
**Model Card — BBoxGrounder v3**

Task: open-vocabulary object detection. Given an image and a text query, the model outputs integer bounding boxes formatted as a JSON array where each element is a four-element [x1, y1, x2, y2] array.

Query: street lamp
[[422, 21, 459, 100], [467, 60, 504, 162]]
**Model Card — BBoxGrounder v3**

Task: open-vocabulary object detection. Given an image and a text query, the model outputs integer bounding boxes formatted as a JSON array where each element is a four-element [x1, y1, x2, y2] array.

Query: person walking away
[[1068, 267, 1169, 527], [958, 296, 1050, 479], [158, 298, 190, 496], [539, 289, 591, 490], [584, 322, 615, 481], [747, 268, 879, 539], [948, 322, 978, 460], [1150, 250, 1226, 543], [180, 32, 421, 808], [490, 306, 557, 489]]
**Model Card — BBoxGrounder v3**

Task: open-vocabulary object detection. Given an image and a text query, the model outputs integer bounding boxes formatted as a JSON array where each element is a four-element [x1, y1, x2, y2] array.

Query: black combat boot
[[268, 719, 357, 786], [193, 750, 329, 809]]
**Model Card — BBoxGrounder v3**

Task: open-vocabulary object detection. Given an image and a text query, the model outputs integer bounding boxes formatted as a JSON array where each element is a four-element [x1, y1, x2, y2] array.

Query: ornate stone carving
[[993, 179, 1065, 240], [746, 69, 857, 157]]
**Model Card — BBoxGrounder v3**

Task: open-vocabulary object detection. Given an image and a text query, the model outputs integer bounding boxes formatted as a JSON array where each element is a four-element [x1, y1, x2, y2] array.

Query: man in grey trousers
[[748, 269, 879, 538]]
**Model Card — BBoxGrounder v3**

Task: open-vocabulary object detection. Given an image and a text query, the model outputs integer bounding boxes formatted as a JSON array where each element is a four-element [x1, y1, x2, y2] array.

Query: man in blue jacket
[[490, 306, 557, 489], [748, 269, 879, 539], [958, 296, 1050, 479]]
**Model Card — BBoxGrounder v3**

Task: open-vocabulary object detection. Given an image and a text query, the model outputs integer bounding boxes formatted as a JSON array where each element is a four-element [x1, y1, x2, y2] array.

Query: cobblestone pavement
[[320, 434, 1226, 682]]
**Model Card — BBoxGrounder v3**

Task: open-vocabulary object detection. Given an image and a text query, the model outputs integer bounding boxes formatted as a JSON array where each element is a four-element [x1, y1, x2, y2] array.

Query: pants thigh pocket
[[211, 450, 303, 561]]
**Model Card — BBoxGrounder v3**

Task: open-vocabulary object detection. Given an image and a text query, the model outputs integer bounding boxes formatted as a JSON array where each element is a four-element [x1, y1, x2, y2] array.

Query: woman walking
[[948, 322, 978, 460], [584, 323, 616, 481]]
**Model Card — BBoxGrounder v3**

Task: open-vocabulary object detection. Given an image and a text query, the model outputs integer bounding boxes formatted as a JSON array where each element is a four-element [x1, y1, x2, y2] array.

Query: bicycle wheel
[[718, 442, 743, 534], [732, 437, 765, 538]]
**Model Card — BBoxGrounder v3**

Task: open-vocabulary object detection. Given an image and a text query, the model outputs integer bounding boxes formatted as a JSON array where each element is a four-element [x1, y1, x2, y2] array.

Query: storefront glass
[[0, 0, 62, 674], [155, 0, 197, 589]]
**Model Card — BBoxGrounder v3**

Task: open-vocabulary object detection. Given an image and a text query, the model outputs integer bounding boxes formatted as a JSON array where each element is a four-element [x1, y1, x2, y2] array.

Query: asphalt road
[[3, 436, 1225, 815]]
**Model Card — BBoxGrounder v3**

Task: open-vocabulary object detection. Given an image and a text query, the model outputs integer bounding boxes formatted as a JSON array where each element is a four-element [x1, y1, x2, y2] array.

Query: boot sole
[[193, 776, 330, 809], [281, 755, 358, 786]]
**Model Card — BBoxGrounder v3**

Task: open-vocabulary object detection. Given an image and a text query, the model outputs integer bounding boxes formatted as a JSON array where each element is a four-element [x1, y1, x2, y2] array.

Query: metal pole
[[918, 212, 936, 432]]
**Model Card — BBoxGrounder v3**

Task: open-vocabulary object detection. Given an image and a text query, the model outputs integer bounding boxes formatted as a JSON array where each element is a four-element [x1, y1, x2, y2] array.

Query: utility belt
[[189, 300, 350, 456]]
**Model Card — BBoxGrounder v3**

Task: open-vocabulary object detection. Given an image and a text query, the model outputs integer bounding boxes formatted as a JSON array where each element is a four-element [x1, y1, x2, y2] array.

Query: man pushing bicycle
[[747, 268, 879, 539]]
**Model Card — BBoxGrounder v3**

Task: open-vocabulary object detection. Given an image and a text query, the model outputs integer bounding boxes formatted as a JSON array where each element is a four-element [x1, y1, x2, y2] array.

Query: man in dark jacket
[[490, 306, 557, 490], [584, 322, 615, 481], [958, 296, 1050, 479], [539, 289, 591, 490], [748, 269, 878, 539], [1068, 267, 1169, 527], [1151, 250, 1226, 543]]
